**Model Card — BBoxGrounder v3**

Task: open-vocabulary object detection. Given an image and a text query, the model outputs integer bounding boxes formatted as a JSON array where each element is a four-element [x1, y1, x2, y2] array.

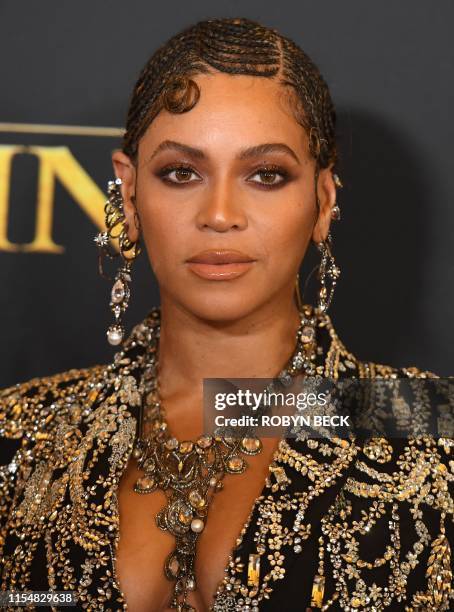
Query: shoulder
[[0, 364, 110, 522], [310, 306, 439, 379], [308, 307, 453, 498], [0, 363, 107, 440], [0, 310, 159, 444]]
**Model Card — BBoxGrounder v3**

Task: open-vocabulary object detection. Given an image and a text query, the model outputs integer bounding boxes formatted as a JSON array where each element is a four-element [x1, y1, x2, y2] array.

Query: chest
[[114, 441, 279, 611]]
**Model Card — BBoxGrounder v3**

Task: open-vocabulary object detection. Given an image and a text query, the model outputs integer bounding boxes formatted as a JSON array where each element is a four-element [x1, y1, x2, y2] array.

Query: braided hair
[[122, 17, 337, 173]]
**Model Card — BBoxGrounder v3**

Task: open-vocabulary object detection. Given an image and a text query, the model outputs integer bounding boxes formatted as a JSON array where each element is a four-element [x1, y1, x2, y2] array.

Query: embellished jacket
[[0, 305, 453, 611]]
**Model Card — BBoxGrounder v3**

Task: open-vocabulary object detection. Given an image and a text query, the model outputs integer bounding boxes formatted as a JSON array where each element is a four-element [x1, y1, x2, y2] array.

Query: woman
[[0, 16, 452, 612]]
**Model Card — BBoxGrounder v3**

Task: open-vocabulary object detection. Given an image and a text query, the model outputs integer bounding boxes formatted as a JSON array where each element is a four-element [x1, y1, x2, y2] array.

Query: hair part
[[122, 17, 337, 171]]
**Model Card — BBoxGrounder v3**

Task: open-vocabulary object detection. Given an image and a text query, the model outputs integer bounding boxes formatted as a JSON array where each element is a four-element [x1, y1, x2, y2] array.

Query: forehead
[[138, 72, 309, 161]]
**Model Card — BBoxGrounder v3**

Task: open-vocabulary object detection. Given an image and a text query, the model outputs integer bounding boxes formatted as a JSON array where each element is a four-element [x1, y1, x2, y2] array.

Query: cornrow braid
[[122, 17, 337, 171]]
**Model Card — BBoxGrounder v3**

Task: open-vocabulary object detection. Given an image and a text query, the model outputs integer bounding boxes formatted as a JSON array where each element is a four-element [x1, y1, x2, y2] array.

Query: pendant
[[165, 549, 197, 611], [133, 474, 157, 494]]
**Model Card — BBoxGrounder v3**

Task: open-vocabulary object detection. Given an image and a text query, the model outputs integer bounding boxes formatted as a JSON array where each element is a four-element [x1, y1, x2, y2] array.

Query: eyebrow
[[145, 140, 301, 164]]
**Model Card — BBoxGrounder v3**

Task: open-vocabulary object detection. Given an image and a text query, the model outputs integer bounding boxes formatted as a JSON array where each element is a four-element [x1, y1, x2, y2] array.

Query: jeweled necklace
[[131, 307, 317, 612]]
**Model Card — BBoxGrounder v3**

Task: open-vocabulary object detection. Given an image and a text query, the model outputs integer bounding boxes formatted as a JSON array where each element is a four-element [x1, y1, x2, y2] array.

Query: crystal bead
[[188, 490, 206, 509], [197, 435, 213, 448], [301, 325, 315, 343], [292, 355, 304, 369], [178, 508, 193, 525], [134, 476, 156, 493], [166, 554, 180, 577], [241, 437, 262, 455], [143, 458, 155, 471], [111, 279, 125, 304], [186, 576, 196, 591], [179, 441, 194, 454], [138, 476, 154, 488], [165, 437, 179, 450], [7, 462, 17, 474], [227, 456, 245, 473]]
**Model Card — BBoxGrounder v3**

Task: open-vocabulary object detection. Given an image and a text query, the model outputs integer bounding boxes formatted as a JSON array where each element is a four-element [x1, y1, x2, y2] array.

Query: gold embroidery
[[0, 307, 452, 611]]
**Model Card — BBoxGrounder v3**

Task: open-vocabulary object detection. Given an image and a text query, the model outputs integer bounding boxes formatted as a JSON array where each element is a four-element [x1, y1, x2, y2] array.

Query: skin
[[111, 71, 336, 611]]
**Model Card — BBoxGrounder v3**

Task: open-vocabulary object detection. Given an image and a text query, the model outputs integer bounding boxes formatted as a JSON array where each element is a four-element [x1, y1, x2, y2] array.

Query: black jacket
[[1, 306, 452, 611]]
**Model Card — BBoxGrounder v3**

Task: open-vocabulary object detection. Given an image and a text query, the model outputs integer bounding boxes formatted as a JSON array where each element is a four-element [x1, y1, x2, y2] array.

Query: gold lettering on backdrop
[[0, 145, 26, 251], [0, 145, 112, 254]]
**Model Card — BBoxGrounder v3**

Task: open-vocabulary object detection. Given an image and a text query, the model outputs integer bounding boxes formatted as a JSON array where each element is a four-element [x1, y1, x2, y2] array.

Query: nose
[[195, 177, 248, 232]]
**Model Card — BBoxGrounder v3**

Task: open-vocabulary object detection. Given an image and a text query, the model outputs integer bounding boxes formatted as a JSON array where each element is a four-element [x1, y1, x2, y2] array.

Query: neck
[[156, 296, 302, 401]]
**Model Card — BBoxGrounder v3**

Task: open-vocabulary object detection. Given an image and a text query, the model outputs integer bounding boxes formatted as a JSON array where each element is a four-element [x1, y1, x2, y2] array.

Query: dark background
[[0, 0, 453, 388]]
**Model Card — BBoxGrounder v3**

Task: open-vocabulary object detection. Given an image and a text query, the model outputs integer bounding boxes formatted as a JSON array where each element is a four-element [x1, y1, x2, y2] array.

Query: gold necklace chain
[[131, 308, 318, 611]]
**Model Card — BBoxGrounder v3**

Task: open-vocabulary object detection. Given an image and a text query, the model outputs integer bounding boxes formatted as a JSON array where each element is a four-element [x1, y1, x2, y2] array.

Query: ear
[[312, 165, 337, 244], [111, 149, 140, 243]]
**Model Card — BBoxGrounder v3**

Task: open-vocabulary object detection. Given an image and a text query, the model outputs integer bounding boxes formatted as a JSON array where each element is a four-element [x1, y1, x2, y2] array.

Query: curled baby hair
[[122, 17, 338, 173]]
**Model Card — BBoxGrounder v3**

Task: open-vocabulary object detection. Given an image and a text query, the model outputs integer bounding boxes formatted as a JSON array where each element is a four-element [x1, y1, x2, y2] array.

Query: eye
[[248, 166, 289, 188], [156, 163, 290, 188], [157, 164, 201, 185]]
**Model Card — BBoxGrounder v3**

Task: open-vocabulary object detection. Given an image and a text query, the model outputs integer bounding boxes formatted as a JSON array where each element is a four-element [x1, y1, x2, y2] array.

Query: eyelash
[[156, 163, 290, 189]]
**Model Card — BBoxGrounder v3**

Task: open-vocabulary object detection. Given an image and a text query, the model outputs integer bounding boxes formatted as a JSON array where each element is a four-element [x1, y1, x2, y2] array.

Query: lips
[[186, 250, 254, 264], [186, 250, 256, 281]]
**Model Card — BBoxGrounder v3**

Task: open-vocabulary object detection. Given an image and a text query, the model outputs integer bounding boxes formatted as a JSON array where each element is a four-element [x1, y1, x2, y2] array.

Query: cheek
[[258, 198, 315, 262], [138, 207, 186, 274]]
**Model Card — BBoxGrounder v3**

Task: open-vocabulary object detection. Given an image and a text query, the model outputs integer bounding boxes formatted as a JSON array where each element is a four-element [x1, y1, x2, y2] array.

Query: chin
[[173, 290, 266, 324]]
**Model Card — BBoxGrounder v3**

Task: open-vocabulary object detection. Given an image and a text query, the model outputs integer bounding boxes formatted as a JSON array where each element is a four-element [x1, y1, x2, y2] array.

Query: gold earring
[[94, 178, 142, 346], [331, 172, 343, 220]]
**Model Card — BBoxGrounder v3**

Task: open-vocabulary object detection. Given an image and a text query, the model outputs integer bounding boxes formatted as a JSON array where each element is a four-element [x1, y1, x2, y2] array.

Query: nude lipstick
[[185, 249, 256, 280]]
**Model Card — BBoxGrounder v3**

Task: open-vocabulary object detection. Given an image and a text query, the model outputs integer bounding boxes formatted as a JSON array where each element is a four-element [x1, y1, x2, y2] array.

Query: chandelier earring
[[316, 231, 340, 313], [313, 171, 343, 312], [93, 177, 142, 346]]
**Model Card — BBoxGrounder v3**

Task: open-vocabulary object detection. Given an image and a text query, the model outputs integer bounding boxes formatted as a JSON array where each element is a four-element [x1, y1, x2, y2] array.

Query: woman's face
[[113, 72, 335, 322]]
